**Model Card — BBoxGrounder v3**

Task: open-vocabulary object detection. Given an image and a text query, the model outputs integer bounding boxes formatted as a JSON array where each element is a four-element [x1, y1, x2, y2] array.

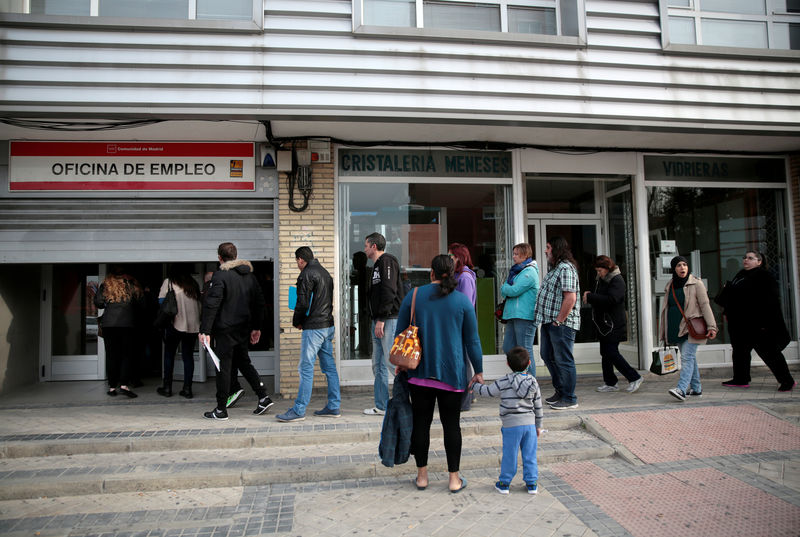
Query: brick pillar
[[277, 144, 335, 399]]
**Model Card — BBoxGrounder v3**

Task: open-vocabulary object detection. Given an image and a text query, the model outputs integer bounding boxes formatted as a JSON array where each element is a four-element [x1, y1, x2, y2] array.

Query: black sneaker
[[668, 388, 686, 401], [203, 408, 228, 420], [687, 388, 702, 397], [549, 400, 578, 410], [254, 396, 274, 415], [544, 392, 561, 405]]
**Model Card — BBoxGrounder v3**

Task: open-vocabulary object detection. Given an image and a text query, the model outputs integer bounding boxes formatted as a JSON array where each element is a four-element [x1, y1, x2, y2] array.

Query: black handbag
[[154, 281, 178, 329]]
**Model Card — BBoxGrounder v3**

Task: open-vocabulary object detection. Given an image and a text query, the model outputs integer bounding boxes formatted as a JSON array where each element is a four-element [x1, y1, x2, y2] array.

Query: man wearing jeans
[[276, 247, 340, 422], [363, 232, 404, 416], [533, 236, 581, 410]]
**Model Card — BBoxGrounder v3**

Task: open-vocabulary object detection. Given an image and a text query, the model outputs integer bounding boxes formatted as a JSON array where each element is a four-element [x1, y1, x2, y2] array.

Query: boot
[[156, 379, 172, 397], [179, 385, 193, 399]]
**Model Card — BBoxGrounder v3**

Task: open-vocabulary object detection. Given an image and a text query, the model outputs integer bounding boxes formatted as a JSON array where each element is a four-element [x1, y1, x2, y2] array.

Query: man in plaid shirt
[[533, 236, 581, 410]]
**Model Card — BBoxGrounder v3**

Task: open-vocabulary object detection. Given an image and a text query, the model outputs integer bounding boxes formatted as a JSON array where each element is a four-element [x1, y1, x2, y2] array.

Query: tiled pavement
[[0, 367, 797, 537]]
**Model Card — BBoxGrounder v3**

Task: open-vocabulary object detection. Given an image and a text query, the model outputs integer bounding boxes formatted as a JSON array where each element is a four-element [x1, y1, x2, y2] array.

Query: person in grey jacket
[[472, 346, 543, 495]]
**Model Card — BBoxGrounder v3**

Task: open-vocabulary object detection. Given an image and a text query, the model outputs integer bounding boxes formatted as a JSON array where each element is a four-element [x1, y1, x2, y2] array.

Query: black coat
[[585, 270, 627, 343], [293, 258, 334, 330], [719, 266, 790, 347], [200, 259, 265, 334], [94, 278, 144, 328]]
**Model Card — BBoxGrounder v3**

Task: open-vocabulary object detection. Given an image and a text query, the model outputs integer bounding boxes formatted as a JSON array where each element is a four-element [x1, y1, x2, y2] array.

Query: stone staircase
[[0, 414, 615, 501]]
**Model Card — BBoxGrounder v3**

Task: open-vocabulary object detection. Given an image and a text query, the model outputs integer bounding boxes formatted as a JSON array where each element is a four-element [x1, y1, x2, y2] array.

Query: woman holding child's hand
[[395, 254, 483, 493]]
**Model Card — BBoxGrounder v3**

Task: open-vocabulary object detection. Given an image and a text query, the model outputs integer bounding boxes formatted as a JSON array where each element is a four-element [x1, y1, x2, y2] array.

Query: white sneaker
[[626, 378, 643, 393], [596, 385, 619, 392], [363, 407, 385, 415]]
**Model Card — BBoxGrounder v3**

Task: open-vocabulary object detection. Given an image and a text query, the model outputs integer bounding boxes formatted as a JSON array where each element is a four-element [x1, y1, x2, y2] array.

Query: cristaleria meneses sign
[[8, 141, 255, 191]]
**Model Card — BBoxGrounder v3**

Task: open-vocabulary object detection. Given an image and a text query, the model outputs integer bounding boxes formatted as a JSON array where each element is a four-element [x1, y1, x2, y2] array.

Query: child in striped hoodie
[[472, 346, 543, 494]]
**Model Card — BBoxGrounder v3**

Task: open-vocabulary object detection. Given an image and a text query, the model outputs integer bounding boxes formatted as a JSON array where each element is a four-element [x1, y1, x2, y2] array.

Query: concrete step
[[0, 422, 614, 500], [0, 415, 582, 459]]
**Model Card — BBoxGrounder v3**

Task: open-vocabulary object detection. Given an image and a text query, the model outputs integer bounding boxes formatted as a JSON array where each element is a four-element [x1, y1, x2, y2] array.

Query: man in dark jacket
[[276, 246, 340, 422], [199, 242, 273, 420], [363, 232, 404, 416]]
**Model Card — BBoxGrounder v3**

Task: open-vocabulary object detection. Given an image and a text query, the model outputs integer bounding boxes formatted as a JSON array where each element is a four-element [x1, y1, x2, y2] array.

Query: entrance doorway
[[40, 261, 276, 384], [528, 220, 601, 344]]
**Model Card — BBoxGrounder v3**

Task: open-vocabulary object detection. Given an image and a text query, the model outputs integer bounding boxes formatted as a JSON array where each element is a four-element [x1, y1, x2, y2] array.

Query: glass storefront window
[[339, 182, 513, 360], [647, 185, 793, 344], [526, 178, 596, 214]]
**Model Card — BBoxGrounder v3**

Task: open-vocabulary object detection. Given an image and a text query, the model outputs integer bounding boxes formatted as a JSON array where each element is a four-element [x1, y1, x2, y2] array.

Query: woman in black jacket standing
[[94, 265, 145, 398], [583, 256, 643, 393], [717, 251, 795, 391]]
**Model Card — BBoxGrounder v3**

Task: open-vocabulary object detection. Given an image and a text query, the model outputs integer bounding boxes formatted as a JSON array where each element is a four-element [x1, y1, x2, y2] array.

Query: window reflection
[[340, 182, 512, 359]]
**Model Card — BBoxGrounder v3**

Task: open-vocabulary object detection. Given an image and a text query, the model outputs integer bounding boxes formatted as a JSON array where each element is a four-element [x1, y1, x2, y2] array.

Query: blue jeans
[[372, 318, 398, 411], [499, 424, 538, 485], [292, 326, 340, 416], [676, 339, 701, 394], [539, 323, 577, 404], [503, 319, 536, 377]]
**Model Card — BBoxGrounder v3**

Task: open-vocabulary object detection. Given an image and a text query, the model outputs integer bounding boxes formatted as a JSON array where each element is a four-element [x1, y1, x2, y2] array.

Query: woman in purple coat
[[449, 242, 478, 410]]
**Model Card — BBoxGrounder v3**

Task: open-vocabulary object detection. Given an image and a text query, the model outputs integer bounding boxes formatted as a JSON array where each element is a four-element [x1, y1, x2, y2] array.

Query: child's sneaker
[[526, 482, 538, 495], [495, 481, 510, 494]]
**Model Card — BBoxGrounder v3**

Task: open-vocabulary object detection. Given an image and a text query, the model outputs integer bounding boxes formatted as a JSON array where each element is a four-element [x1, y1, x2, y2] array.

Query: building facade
[[0, 0, 798, 397]]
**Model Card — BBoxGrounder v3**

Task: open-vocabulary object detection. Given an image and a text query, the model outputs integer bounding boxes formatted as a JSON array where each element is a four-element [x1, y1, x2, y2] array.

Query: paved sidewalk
[[0, 367, 797, 536]]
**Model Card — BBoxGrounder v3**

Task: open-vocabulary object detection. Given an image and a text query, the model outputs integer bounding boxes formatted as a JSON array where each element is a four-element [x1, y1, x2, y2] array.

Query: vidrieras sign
[[8, 141, 255, 191]]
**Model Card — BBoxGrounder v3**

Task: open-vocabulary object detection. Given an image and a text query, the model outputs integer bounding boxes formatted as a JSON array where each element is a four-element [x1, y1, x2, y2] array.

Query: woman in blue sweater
[[397, 254, 483, 493]]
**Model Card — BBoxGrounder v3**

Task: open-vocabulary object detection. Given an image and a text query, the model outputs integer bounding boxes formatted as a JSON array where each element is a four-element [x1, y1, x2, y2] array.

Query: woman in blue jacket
[[397, 254, 483, 493], [501, 243, 540, 375]]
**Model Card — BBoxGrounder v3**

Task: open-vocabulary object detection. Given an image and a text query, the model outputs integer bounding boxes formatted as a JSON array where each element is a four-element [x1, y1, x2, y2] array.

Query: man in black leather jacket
[[199, 242, 273, 420], [276, 246, 340, 422]]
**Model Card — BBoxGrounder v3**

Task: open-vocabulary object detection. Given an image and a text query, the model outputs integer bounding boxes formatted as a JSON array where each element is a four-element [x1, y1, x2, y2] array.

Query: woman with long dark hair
[[397, 254, 483, 493], [94, 266, 145, 398], [583, 256, 642, 393], [659, 256, 717, 401], [717, 251, 795, 391], [157, 264, 202, 398]]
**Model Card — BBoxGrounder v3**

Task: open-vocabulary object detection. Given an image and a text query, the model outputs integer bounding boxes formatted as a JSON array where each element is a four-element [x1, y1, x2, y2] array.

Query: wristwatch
[[553, 320, 561, 326]]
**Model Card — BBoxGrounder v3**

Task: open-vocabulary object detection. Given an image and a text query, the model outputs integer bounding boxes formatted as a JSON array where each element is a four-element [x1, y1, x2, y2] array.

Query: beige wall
[[277, 146, 336, 398], [0, 265, 41, 395]]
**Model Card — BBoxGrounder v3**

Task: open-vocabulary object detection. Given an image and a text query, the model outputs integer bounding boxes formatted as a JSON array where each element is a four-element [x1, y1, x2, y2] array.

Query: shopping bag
[[650, 344, 681, 375]]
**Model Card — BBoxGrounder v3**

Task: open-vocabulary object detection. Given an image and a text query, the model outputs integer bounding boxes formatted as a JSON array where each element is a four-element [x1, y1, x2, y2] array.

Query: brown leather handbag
[[389, 288, 421, 370], [671, 283, 708, 339]]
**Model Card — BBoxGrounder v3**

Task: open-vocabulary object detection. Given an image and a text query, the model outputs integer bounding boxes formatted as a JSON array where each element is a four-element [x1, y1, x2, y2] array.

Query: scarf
[[507, 258, 534, 285]]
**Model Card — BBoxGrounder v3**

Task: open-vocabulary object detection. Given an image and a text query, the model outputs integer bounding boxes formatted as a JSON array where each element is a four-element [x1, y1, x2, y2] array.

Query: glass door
[[43, 264, 104, 380], [528, 220, 602, 344]]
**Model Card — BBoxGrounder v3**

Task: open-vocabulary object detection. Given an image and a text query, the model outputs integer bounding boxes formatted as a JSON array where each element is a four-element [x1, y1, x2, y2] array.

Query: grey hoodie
[[474, 372, 543, 429]]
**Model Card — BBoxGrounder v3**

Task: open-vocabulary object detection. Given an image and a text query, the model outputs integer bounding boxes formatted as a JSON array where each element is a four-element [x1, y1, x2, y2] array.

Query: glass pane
[[702, 18, 768, 48], [52, 264, 99, 356], [526, 178, 596, 214], [669, 16, 696, 44], [31, 0, 90, 15], [789, 0, 800, 13], [423, 1, 500, 31], [249, 261, 275, 351], [559, 0, 579, 37], [99, 0, 189, 19], [647, 186, 793, 345], [607, 187, 639, 346], [542, 224, 598, 343], [700, 0, 765, 15], [508, 6, 556, 35], [339, 182, 512, 359], [197, 0, 252, 21], [364, 0, 415, 26]]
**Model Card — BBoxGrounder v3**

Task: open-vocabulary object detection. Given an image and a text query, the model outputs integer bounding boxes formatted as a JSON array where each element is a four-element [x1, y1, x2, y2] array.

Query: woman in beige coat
[[658, 256, 717, 401]]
